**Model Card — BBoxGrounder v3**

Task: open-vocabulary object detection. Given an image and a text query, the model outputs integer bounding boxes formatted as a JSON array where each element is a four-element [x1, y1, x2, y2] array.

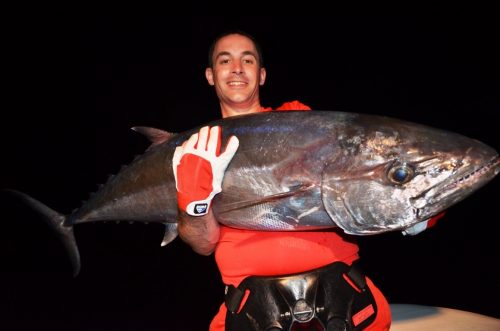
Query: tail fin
[[4, 189, 81, 277]]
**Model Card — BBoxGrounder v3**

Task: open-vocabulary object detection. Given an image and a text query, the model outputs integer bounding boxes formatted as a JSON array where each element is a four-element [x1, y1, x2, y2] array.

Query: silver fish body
[[211, 111, 499, 234], [6, 111, 499, 274]]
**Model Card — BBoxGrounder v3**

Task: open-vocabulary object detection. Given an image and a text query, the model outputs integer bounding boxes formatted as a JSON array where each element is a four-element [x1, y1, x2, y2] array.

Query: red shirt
[[214, 101, 359, 287], [210, 101, 389, 331]]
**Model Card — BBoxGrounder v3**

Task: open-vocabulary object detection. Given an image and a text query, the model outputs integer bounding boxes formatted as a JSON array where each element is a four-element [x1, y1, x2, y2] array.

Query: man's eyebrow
[[215, 51, 231, 59], [215, 50, 258, 60], [241, 50, 257, 58]]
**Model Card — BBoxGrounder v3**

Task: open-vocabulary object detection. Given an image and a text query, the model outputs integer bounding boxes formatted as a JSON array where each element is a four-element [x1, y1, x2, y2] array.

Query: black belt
[[224, 261, 377, 331]]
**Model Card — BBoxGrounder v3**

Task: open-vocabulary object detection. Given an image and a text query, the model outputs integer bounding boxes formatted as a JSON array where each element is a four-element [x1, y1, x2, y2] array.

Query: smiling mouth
[[227, 82, 247, 87]]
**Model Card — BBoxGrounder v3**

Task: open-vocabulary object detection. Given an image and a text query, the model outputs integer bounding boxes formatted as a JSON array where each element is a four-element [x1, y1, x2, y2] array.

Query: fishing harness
[[224, 261, 377, 331]]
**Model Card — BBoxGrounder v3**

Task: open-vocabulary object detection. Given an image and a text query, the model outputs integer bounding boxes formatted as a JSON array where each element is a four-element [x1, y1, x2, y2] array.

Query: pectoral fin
[[217, 184, 313, 214], [161, 223, 178, 246]]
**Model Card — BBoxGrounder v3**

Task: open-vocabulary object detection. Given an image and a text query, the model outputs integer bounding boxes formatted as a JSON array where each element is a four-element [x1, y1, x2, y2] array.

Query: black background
[[1, 14, 499, 330]]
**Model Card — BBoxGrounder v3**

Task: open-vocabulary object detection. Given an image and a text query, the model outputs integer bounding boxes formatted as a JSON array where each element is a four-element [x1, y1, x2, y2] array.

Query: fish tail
[[4, 189, 81, 277]]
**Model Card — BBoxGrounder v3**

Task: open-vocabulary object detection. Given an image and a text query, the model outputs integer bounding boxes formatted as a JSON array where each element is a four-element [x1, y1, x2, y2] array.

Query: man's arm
[[172, 126, 239, 254], [177, 210, 220, 255]]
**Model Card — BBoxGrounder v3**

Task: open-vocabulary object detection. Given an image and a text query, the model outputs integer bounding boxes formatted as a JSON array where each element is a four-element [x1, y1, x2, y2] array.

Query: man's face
[[206, 34, 266, 107]]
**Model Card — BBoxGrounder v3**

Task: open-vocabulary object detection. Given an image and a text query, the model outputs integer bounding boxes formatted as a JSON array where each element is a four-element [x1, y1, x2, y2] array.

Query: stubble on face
[[207, 34, 266, 117]]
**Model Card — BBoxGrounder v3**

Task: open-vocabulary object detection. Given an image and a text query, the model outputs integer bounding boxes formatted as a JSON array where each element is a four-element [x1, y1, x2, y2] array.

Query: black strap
[[225, 285, 246, 313], [346, 262, 367, 290]]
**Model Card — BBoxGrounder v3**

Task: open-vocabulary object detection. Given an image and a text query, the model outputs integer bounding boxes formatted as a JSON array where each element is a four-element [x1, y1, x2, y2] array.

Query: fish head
[[321, 118, 499, 235]]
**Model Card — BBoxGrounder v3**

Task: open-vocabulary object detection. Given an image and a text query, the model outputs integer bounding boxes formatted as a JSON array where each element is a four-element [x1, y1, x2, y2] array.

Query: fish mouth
[[412, 155, 499, 212]]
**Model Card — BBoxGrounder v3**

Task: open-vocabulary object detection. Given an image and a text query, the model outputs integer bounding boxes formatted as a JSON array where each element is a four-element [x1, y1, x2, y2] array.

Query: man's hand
[[402, 212, 445, 236], [172, 126, 239, 216]]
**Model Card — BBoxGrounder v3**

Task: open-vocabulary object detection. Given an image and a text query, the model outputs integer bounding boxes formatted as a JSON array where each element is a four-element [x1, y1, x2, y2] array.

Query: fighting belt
[[224, 261, 377, 331]]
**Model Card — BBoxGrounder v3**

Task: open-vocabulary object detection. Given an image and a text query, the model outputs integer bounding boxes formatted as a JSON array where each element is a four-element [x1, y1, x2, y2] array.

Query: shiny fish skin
[[6, 111, 499, 275]]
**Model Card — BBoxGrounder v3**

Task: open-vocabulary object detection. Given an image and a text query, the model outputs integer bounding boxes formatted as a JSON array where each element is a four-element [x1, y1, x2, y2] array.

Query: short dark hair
[[207, 30, 264, 68]]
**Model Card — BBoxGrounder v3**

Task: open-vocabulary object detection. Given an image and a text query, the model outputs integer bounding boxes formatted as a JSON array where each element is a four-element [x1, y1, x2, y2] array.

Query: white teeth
[[228, 82, 246, 86]]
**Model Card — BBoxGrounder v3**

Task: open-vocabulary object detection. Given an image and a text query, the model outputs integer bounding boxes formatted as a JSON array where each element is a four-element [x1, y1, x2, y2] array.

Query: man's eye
[[243, 59, 254, 64], [219, 59, 230, 64]]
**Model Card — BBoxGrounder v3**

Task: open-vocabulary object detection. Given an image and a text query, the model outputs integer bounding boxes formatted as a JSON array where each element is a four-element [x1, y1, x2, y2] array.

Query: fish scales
[[4, 111, 499, 275]]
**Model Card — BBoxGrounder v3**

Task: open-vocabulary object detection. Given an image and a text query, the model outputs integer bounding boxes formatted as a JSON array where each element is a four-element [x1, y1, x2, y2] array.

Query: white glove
[[172, 126, 239, 216], [402, 212, 445, 236]]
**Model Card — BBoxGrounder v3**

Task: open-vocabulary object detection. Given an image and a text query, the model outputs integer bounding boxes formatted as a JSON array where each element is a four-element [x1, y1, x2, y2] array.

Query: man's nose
[[231, 62, 243, 74]]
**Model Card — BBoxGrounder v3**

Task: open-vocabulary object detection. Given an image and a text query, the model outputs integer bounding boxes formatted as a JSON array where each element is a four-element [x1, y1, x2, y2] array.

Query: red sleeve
[[275, 100, 311, 111], [427, 211, 445, 228]]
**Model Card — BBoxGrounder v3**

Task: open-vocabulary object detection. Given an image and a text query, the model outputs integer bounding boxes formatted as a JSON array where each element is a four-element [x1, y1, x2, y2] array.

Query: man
[[173, 31, 391, 330]]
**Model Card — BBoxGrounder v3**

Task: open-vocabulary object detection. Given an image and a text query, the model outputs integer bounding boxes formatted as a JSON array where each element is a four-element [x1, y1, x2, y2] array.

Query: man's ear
[[205, 67, 214, 86], [259, 67, 267, 86]]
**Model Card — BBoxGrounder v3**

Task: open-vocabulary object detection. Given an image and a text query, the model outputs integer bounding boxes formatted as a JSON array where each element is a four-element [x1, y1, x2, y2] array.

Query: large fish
[[6, 111, 499, 275]]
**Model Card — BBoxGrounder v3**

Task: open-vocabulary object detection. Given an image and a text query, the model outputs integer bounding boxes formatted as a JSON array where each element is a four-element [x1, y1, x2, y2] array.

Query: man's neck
[[220, 100, 262, 118]]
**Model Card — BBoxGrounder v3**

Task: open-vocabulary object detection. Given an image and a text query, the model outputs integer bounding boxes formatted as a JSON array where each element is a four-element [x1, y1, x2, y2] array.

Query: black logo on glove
[[194, 203, 208, 215]]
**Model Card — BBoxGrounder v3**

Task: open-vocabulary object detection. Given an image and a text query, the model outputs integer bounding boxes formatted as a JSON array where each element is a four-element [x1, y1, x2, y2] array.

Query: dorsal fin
[[131, 126, 176, 146]]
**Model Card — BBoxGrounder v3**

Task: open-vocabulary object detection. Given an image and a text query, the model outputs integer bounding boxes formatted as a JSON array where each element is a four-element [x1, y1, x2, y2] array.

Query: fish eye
[[388, 163, 415, 185]]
